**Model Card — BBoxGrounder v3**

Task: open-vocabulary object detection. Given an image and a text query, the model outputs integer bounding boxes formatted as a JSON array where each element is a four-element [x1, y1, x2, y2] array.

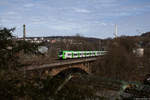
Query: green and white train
[[58, 51, 107, 59]]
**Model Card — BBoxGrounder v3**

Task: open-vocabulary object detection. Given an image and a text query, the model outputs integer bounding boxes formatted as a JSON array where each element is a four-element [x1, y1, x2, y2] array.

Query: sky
[[0, 0, 150, 38]]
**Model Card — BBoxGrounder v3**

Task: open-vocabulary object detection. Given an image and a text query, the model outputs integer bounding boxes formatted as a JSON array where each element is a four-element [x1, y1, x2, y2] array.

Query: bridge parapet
[[24, 57, 97, 71], [22, 57, 97, 77]]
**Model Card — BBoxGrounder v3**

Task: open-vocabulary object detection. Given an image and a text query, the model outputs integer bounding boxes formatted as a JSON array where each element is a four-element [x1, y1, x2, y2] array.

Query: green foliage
[[0, 27, 41, 99], [0, 27, 39, 69], [0, 27, 15, 40]]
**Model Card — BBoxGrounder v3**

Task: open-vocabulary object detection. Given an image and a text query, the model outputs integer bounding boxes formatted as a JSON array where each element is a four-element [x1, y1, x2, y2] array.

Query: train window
[[68, 54, 71, 56], [74, 53, 78, 56], [81, 53, 84, 55]]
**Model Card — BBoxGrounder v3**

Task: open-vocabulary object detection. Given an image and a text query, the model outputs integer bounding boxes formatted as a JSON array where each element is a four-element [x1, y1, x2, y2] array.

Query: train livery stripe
[[77, 51, 80, 58], [72, 51, 74, 58], [62, 51, 65, 59]]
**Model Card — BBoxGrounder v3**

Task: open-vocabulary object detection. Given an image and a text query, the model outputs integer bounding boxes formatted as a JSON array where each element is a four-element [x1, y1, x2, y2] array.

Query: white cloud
[[1, 19, 10, 23], [24, 3, 34, 8], [73, 8, 90, 13], [101, 23, 107, 26], [50, 22, 79, 31], [101, 0, 118, 3], [6, 11, 17, 15], [0, 1, 10, 6], [51, 25, 73, 30], [31, 17, 42, 22], [93, 21, 108, 26], [30, 17, 48, 25], [0, 0, 150, 38]]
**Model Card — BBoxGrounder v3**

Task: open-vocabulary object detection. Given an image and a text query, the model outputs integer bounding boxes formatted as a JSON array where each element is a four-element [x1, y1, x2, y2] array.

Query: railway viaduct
[[23, 57, 98, 77]]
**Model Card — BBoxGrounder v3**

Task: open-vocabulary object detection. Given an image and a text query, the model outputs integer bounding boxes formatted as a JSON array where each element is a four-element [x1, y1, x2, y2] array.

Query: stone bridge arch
[[54, 67, 88, 77]]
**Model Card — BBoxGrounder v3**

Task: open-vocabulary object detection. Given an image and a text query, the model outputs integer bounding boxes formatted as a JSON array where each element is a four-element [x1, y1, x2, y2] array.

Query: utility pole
[[23, 24, 26, 40]]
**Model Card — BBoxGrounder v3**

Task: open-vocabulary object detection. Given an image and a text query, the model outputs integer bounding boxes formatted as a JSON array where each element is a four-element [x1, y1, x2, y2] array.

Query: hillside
[[141, 32, 150, 37]]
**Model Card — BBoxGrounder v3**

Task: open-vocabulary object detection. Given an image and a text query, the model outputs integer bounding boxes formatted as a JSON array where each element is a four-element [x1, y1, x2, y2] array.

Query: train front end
[[58, 51, 64, 59]]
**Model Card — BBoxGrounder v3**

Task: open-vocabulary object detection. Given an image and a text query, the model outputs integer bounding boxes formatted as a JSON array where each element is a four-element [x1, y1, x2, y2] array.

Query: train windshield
[[59, 51, 63, 55]]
